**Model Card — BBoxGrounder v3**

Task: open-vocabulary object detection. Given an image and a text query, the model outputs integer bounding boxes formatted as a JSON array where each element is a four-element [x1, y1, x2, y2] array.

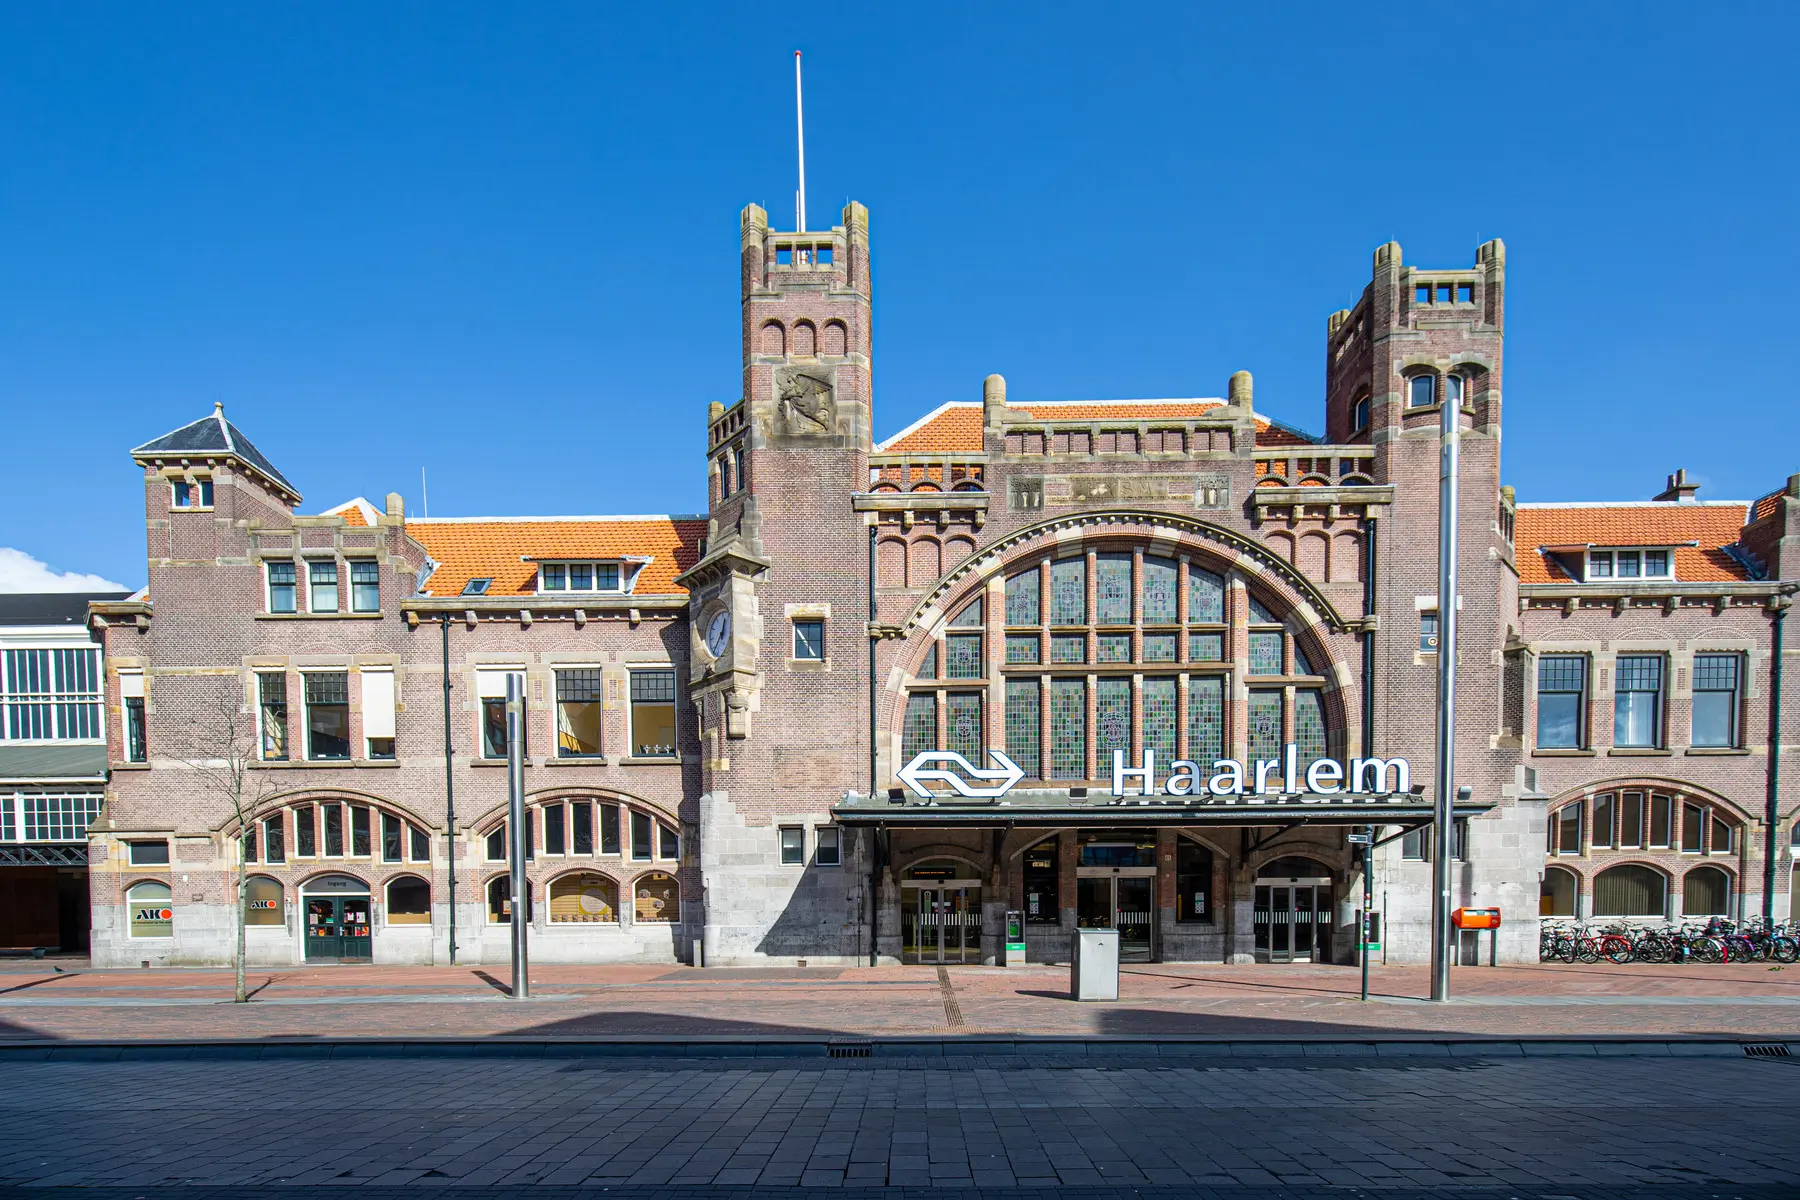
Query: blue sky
[[2, 3, 1795, 590]]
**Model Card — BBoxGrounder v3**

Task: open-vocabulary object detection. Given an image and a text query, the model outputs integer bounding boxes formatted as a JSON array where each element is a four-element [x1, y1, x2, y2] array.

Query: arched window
[[487, 876, 532, 924], [550, 872, 619, 924], [386, 876, 430, 925], [633, 872, 680, 923], [1593, 864, 1666, 917], [1683, 866, 1730, 916], [1407, 373, 1437, 409], [1445, 372, 1466, 407], [243, 875, 284, 926], [127, 881, 173, 938], [1540, 865, 1577, 917], [1351, 393, 1370, 432]]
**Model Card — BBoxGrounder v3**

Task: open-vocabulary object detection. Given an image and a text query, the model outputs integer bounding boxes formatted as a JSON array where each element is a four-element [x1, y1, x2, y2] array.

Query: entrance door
[[902, 886, 982, 964], [1253, 883, 1332, 963], [304, 895, 372, 962], [1076, 875, 1155, 963]]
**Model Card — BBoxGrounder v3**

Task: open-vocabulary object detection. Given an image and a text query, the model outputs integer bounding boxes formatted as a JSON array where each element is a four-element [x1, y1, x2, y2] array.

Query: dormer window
[[462, 578, 492, 596], [536, 561, 626, 594], [1586, 549, 1672, 581]]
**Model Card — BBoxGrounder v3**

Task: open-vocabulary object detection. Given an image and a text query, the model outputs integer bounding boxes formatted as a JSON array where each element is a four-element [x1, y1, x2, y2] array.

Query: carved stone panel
[[770, 366, 837, 442]]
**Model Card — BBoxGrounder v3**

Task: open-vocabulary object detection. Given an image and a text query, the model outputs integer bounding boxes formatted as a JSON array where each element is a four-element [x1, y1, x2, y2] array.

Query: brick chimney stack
[[1654, 468, 1701, 502]]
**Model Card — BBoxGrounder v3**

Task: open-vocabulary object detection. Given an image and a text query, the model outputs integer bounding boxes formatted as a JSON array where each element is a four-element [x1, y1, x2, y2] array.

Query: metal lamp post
[[1430, 385, 1461, 1002], [506, 675, 530, 999]]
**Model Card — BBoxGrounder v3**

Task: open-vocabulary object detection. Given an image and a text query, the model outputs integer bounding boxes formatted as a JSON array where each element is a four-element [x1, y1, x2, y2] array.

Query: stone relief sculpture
[[775, 369, 835, 435]]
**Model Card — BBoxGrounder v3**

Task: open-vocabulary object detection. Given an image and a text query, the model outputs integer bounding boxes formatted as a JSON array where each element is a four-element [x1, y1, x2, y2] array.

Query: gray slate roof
[[0, 592, 130, 627], [131, 406, 299, 499]]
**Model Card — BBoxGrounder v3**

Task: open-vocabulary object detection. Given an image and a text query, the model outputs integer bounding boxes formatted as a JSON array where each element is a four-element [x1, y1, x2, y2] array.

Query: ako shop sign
[[898, 747, 1412, 803]]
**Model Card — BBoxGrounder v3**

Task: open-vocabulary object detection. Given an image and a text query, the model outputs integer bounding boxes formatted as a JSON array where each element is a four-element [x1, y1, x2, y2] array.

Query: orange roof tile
[[320, 497, 379, 527], [878, 400, 1316, 454], [1749, 488, 1784, 524], [406, 517, 707, 598], [1513, 503, 1751, 584]]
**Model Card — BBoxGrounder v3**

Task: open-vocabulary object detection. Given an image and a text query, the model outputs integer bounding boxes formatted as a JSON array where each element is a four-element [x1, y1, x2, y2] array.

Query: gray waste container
[[1071, 927, 1119, 1001]]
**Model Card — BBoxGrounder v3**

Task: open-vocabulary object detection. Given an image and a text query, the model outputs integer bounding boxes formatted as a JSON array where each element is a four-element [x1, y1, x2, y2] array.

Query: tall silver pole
[[506, 675, 530, 999], [1430, 385, 1460, 1001], [794, 50, 807, 232]]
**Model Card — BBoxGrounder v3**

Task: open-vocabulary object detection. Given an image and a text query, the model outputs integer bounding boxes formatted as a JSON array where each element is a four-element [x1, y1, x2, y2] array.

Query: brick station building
[[86, 201, 1800, 969]]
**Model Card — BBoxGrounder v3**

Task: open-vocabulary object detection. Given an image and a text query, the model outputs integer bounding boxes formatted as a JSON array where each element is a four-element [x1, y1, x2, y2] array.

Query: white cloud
[[0, 548, 128, 593]]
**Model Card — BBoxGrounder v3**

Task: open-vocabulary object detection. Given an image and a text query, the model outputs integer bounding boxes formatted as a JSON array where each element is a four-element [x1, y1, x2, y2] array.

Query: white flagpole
[[794, 50, 807, 233]]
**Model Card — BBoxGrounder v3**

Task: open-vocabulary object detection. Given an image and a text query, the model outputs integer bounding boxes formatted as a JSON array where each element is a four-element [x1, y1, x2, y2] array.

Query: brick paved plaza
[[1, 1050, 1798, 1196], [3, 959, 1800, 1043]]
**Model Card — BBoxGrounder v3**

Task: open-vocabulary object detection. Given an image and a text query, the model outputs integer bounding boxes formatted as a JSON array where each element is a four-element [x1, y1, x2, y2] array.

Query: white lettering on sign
[[894, 746, 1413, 801]]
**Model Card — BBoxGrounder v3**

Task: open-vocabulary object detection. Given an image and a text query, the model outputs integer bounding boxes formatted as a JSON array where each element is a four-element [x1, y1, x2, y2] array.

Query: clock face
[[705, 610, 732, 658]]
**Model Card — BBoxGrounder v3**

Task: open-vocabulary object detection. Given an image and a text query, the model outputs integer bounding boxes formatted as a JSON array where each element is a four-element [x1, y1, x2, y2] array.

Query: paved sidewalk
[[1, 960, 1799, 1042], [0, 1054, 1797, 1193]]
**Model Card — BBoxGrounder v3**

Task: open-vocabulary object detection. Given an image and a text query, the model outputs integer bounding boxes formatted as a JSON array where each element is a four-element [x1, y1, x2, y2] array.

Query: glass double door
[[304, 895, 372, 961], [1077, 874, 1154, 962], [1253, 883, 1331, 963], [902, 886, 982, 964]]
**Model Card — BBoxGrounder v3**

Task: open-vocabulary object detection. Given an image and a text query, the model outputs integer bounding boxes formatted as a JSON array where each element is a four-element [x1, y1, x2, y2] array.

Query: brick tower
[[682, 201, 877, 964]]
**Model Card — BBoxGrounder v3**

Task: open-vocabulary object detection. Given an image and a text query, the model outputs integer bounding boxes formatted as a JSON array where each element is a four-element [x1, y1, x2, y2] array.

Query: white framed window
[[127, 880, 174, 938], [360, 668, 395, 759], [266, 561, 298, 613], [816, 826, 841, 866], [1, 646, 103, 742], [1, 792, 103, 843], [349, 560, 380, 613], [627, 668, 677, 757], [779, 826, 804, 865], [256, 671, 289, 761], [1586, 548, 1673, 581], [170, 478, 213, 509], [1351, 395, 1370, 432], [477, 669, 527, 759], [1406, 373, 1436, 408], [1444, 373, 1465, 407], [536, 561, 628, 595], [303, 672, 351, 760], [308, 560, 339, 613]]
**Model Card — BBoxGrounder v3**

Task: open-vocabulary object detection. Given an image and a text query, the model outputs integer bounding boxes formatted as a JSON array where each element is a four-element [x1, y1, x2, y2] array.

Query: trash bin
[[1071, 927, 1119, 1001], [1004, 910, 1026, 967]]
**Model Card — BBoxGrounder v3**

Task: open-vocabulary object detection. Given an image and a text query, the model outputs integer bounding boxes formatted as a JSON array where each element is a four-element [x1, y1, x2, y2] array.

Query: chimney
[[1654, 469, 1700, 503]]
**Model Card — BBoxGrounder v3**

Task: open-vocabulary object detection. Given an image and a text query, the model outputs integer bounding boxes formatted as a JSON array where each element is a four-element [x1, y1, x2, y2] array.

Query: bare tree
[[177, 684, 279, 1004]]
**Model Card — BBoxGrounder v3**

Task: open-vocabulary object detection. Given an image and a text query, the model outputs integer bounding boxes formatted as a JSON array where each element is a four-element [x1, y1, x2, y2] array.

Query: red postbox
[[1452, 906, 1501, 930]]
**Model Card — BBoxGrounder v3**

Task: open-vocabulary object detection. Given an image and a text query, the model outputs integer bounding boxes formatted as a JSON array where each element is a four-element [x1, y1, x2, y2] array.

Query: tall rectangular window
[[815, 826, 840, 866], [264, 816, 285, 864], [1592, 793, 1614, 848], [1189, 568, 1225, 623], [571, 800, 593, 855], [792, 619, 825, 660], [1248, 631, 1283, 676], [349, 560, 380, 613], [1005, 568, 1040, 626], [1619, 791, 1644, 848], [360, 669, 394, 759], [1096, 678, 1131, 764], [1613, 655, 1663, 748], [1050, 558, 1086, 625], [1048, 679, 1086, 779], [1188, 676, 1224, 763], [1142, 556, 1178, 624], [779, 826, 804, 865], [1096, 553, 1133, 625], [1142, 678, 1177, 764], [1650, 793, 1673, 848], [901, 692, 936, 761], [1536, 655, 1587, 749], [323, 803, 344, 857], [350, 804, 370, 856], [1295, 689, 1327, 767], [600, 802, 621, 855], [409, 824, 428, 861], [554, 669, 604, 757], [1004, 680, 1040, 779], [945, 633, 983, 679], [544, 804, 566, 855], [381, 812, 403, 862], [304, 672, 350, 760], [631, 810, 652, 861], [258, 672, 289, 761], [629, 670, 677, 757], [1176, 839, 1212, 923], [293, 804, 316, 857], [120, 672, 147, 763], [1247, 690, 1282, 765], [946, 692, 982, 759], [308, 561, 339, 613], [1691, 653, 1741, 748], [659, 822, 680, 860], [478, 670, 525, 759], [267, 561, 297, 613]]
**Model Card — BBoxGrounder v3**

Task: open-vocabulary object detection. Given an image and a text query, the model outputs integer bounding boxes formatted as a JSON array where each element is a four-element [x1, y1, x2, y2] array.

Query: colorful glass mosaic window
[[1188, 676, 1224, 763], [1142, 556, 1178, 623], [950, 597, 984, 628], [1295, 689, 1327, 766], [1247, 593, 1280, 625], [1247, 690, 1283, 764], [1096, 678, 1132, 763], [1189, 568, 1225, 623], [1050, 558, 1086, 625], [1248, 631, 1284, 676], [1294, 640, 1317, 676], [1006, 568, 1040, 626], [917, 644, 937, 679], [1005, 634, 1041, 664], [1143, 633, 1177, 662], [1098, 634, 1132, 663], [1005, 680, 1041, 778], [1049, 679, 1086, 778], [946, 633, 983, 679], [1097, 553, 1133, 625], [1188, 632, 1223, 662], [1051, 634, 1086, 664], [947, 692, 983, 758], [902, 693, 937, 760], [1143, 677, 1177, 764]]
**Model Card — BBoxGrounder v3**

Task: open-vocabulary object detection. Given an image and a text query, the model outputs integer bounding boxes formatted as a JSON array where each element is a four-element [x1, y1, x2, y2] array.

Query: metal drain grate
[[828, 1041, 873, 1059], [1744, 1043, 1792, 1058]]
